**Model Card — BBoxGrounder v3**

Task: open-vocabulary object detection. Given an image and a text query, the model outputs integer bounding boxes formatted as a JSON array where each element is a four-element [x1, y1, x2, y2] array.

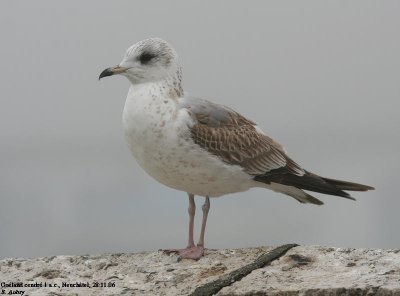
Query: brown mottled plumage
[[190, 111, 303, 176], [183, 97, 373, 205]]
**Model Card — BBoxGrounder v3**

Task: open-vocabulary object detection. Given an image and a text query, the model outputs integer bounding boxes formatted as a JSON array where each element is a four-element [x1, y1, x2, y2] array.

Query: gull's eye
[[138, 51, 156, 65]]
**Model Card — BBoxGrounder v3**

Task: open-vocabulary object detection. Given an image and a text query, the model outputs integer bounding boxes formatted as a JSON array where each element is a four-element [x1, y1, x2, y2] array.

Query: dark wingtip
[[347, 195, 357, 201], [321, 176, 375, 192], [98, 68, 114, 80]]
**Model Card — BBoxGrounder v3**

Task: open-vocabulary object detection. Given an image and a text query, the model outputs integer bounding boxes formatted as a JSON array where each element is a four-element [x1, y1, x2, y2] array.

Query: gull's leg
[[179, 196, 210, 260], [164, 194, 197, 257], [197, 196, 210, 248], [187, 194, 196, 248], [164, 195, 210, 260]]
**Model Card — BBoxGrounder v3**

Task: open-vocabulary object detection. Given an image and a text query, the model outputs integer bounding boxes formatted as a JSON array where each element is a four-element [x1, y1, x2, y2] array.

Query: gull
[[99, 38, 374, 260]]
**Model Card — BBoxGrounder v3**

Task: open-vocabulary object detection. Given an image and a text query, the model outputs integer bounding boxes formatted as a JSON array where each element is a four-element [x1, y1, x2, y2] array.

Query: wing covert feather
[[182, 97, 304, 176]]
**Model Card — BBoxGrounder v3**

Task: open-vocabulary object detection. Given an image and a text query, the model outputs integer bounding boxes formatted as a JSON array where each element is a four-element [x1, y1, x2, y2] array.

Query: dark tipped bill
[[98, 66, 129, 80]]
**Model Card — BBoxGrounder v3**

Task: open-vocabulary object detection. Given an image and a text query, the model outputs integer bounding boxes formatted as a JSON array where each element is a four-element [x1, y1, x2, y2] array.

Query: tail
[[254, 170, 374, 205]]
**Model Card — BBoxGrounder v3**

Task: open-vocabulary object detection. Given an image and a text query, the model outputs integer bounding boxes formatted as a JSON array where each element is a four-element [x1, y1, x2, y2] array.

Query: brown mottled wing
[[183, 97, 304, 176]]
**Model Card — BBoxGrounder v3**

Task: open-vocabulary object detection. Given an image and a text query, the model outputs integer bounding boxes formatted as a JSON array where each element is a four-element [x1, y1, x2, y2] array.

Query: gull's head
[[99, 38, 180, 85]]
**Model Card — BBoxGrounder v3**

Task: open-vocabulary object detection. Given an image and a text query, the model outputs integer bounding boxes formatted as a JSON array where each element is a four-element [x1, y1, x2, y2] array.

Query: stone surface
[[0, 245, 399, 296], [218, 246, 400, 296]]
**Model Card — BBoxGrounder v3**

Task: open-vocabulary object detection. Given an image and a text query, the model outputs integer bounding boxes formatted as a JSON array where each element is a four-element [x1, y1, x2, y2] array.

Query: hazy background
[[1, 1, 399, 259]]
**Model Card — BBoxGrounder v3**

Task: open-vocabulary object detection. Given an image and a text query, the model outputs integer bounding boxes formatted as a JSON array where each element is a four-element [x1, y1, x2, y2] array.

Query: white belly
[[122, 89, 254, 197]]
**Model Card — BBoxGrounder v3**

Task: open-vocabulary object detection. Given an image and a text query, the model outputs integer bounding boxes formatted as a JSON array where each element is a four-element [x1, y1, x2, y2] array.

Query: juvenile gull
[[99, 38, 374, 260]]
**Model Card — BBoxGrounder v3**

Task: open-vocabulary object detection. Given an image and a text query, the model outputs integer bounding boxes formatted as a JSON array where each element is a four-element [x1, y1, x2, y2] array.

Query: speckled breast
[[122, 92, 254, 197]]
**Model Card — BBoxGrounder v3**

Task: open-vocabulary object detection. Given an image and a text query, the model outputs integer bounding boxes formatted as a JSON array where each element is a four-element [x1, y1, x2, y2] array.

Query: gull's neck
[[128, 74, 183, 100]]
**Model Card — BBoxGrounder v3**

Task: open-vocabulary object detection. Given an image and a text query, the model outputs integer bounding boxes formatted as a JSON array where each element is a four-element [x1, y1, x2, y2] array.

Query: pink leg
[[197, 196, 210, 248], [164, 195, 211, 260], [187, 194, 196, 248]]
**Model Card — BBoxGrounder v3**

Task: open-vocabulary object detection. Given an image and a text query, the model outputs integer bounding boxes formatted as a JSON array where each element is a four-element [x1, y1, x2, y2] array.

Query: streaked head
[[99, 38, 180, 85]]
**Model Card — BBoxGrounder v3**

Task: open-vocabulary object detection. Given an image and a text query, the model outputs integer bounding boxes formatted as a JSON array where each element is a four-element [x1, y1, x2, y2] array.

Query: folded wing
[[180, 96, 374, 204]]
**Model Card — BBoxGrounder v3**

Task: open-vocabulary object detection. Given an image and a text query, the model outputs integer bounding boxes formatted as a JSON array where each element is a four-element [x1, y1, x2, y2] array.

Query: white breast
[[122, 85, 254, 197]]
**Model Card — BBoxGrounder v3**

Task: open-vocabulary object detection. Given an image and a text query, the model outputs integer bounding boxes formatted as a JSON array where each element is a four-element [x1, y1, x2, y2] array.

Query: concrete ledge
[[1, 245, 399, 295]]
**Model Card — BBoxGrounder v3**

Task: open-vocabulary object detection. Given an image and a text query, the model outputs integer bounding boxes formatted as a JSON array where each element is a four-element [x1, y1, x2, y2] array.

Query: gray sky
[[1, 1, 399, 259]]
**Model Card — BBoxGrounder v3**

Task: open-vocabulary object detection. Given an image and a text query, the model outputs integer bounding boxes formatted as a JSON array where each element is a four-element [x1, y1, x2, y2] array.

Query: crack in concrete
[[190, 243, 298, 296]]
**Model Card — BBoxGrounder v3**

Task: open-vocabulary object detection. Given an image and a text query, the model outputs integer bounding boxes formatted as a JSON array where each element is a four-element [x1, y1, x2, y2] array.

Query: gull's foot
[[164, 245, 205, 260]]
